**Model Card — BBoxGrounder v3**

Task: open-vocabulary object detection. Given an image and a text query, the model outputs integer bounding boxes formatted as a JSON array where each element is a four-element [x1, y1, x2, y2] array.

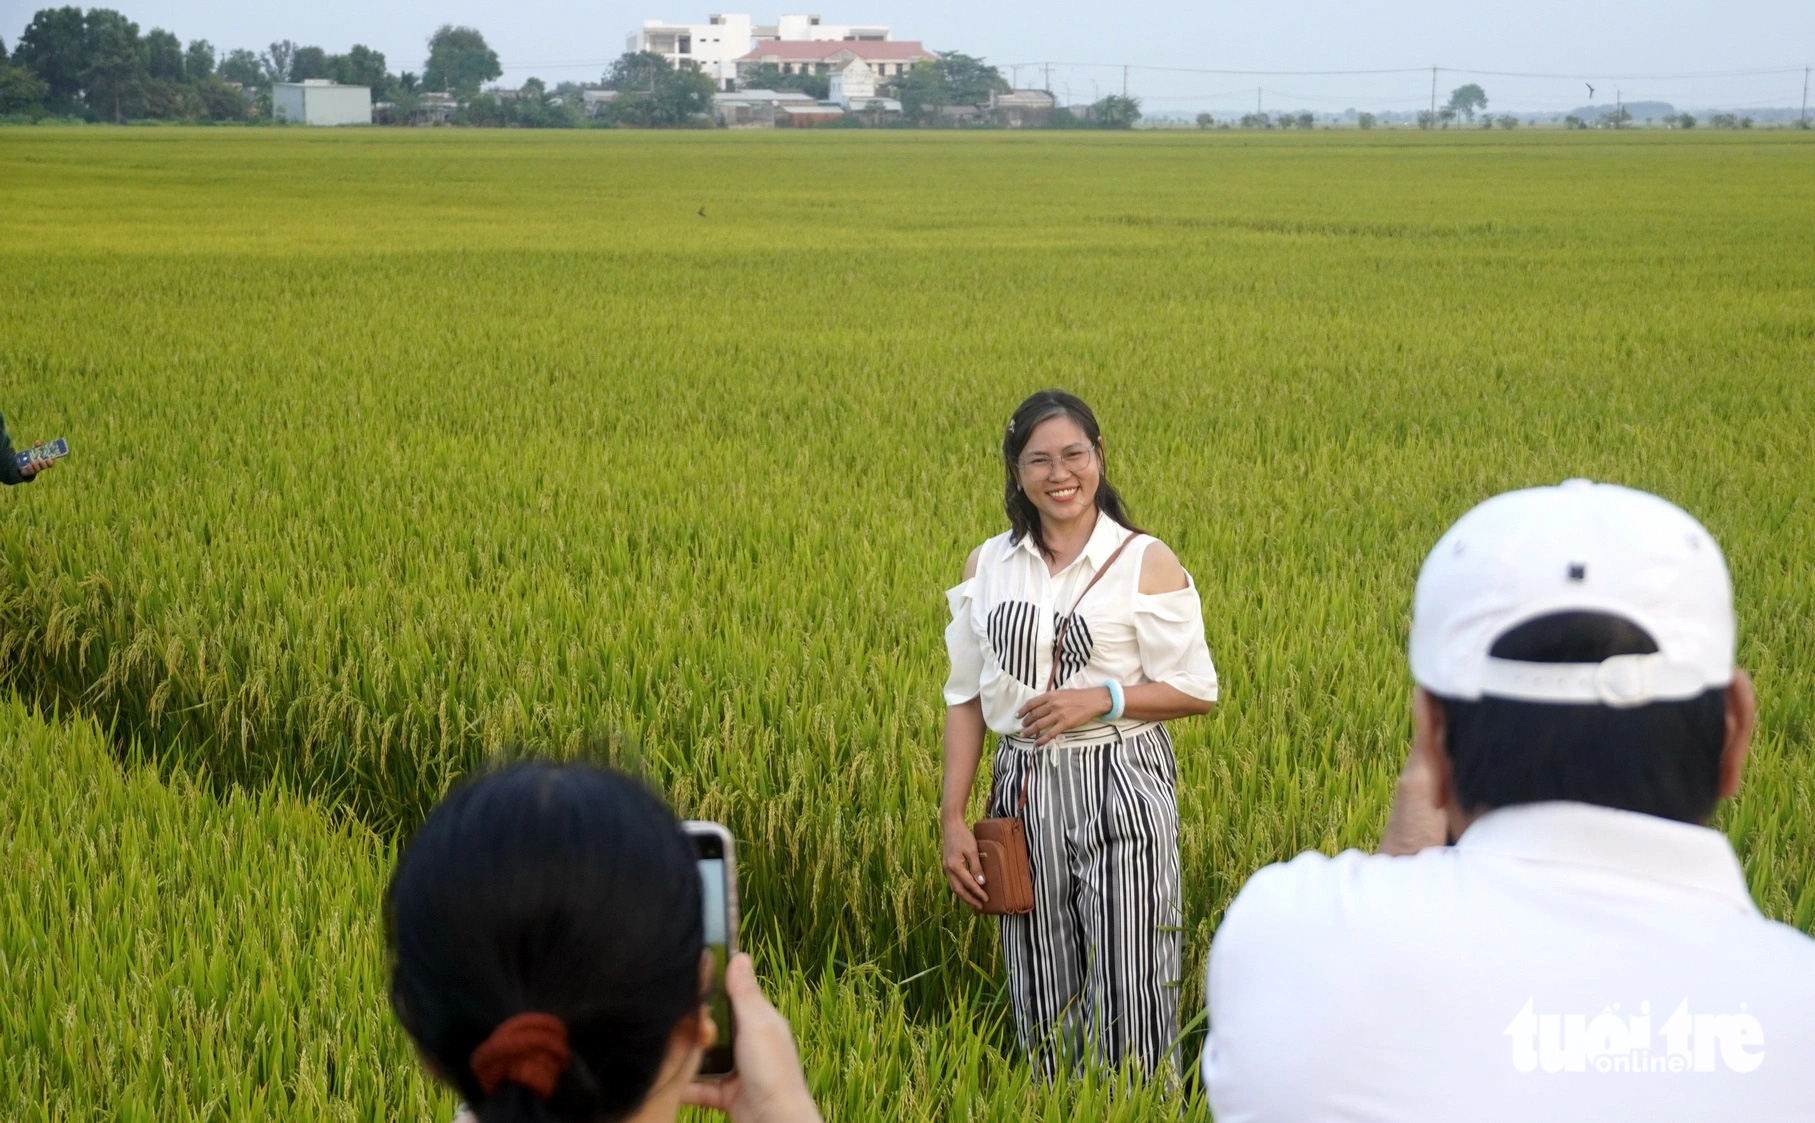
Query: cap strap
[[1478, 653, 1711, 708]]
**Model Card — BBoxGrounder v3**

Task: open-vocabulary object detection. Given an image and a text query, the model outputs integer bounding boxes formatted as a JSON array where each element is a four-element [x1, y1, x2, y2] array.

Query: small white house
[[274, 80, 371, 126], [828, 59, 875, 108]]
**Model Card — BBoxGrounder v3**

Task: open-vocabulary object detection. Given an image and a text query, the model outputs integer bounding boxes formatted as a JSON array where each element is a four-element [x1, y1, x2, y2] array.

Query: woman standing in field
[[941, 390, 1218, 1077]]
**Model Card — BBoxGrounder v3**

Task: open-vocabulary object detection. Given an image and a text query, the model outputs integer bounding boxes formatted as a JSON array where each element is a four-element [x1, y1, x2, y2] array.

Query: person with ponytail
[[940, 390, 1219, 1077], [386, 761, 821, 1123]]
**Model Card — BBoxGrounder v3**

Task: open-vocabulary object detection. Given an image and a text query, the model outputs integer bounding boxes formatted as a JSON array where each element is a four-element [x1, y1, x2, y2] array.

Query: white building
[[828, 59, 898, 112], [273, 80, 371, 126], [827, 58, 873, 106], [628, 13, 894, 91]]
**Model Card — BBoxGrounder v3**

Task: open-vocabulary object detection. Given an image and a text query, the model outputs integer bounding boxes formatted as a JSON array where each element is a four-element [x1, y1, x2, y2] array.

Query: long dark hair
[[1002, 390, 1142, 558], [386, 761, 704, 1123]]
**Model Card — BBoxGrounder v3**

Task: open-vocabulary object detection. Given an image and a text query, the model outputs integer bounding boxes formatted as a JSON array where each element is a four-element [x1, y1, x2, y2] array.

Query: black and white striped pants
[[990, 722, 1183, 1078]]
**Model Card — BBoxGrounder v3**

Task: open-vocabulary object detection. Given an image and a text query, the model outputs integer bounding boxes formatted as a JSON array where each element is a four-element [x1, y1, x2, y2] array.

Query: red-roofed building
[[736, 39, 934, 83]]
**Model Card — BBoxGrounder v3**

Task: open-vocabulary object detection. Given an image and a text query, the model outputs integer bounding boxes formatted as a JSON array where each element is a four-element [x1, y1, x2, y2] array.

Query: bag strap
[[996, 528, 1141, 819], [1045, 531, 1139, 692]]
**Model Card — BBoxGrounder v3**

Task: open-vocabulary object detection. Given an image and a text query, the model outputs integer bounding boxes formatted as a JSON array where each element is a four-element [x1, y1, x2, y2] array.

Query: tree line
[[2, 6, 1147, 129], [475, 50, 1143, 130], [0, 7, 514, 122]]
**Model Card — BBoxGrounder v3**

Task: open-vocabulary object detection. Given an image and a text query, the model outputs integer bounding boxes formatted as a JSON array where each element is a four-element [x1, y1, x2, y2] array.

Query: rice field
[[2, 127, 1814, 1118]]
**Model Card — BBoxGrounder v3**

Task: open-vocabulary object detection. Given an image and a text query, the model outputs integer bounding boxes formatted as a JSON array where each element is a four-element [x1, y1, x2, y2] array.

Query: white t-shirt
[[1202, 801, 1815, 1122], [943, 512, 1218, 738]]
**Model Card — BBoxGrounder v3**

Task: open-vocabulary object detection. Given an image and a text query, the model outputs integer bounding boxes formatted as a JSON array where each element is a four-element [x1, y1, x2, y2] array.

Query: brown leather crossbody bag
[[971, 533, 1138, 915]]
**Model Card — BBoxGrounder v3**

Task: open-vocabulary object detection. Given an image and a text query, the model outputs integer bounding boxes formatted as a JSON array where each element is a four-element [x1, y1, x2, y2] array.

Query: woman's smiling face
[[1015, 414, 1100, 526]]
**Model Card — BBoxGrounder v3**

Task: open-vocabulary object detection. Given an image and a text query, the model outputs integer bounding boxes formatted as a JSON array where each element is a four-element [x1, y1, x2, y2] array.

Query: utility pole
[[1257, 86, 1263, 116], [1802, 67, 1809, 128], [1616, 89, 1622, 129], [1123, 65, 1129, 99], [1044, 62, 1052, 94], [1429, 66, 1438, 129]]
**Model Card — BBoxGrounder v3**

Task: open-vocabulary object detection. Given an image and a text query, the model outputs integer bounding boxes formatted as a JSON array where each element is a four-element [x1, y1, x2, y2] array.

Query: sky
[[3, 0, 1811, 114]]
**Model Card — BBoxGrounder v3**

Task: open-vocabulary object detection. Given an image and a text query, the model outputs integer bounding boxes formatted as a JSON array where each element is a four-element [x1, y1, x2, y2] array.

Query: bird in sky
[[1586, 83, 1596, 99]]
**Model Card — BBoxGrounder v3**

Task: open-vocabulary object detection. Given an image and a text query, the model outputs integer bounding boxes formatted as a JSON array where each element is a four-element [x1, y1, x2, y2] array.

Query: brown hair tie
[[470, 1013, 571, 1100]]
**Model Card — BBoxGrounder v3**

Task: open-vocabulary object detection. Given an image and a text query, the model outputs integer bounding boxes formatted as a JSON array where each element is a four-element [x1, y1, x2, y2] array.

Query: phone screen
[[688, 824, 737, 1077]]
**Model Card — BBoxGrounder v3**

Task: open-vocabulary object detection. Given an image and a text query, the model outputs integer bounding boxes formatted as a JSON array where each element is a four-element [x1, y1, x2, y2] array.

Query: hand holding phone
[[16, 437, 69, 476], [680, 954, 823, 1123], [684, 821, 740, 1079]]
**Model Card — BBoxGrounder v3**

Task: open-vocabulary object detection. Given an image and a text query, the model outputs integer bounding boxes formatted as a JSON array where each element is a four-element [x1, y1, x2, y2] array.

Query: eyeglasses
[[1018, 445, 1097, 479]]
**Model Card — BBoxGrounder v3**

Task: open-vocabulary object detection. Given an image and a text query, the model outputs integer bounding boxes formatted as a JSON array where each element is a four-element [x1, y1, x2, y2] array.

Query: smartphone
[[683, 820, 739, 1078], [15, 437, 69, 472]]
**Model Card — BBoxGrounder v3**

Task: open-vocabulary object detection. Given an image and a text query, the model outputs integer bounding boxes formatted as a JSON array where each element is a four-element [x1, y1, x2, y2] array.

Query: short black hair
[[1436, 612, 1727, 824], [386, 761, 704, 1123]]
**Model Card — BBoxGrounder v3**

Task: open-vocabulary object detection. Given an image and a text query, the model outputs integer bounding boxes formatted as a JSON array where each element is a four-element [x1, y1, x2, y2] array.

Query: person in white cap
[[1200, 480, 1815, 1122]]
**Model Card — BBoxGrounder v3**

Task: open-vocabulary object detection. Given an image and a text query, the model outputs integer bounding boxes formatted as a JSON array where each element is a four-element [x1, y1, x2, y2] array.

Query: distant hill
[[1569, 101, 1674, 120]]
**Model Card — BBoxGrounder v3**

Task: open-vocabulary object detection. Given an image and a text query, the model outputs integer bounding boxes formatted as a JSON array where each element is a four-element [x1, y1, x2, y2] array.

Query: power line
[[999, 61, 1428, 76], [997, 61, 1807, 80], [1437, 65, 1805, 80]]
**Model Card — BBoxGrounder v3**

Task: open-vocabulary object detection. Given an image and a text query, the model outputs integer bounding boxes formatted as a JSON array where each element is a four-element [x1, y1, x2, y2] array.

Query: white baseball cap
[[1410, 480, 1735, 707]]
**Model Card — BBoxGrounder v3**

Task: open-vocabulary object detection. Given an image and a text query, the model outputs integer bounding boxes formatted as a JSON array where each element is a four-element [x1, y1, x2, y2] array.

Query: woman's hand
[[942, 819, 989, 910], [1016, 686, 1113, 746], [19, 443, 53, 479], [681, 954, 822, 1123]]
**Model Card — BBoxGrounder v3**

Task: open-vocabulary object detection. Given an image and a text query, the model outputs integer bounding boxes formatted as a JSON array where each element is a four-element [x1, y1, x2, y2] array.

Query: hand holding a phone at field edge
[[1015, 686, 1113, 746], [682, 954, 822, 1123], [942, 821, 989, 910], [20, 443, 56, 478]]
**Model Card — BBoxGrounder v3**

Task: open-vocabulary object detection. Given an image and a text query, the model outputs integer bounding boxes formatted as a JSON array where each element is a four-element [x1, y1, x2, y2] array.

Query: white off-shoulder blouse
[[944, 513, 1218, 738]]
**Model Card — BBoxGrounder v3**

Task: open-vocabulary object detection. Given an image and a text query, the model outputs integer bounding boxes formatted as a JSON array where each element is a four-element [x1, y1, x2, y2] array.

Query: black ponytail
[[386, 761, 704, 1123], [1002, 389, 1143, 558]]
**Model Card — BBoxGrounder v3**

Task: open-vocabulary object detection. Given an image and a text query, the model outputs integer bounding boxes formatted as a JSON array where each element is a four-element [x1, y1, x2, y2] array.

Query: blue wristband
[[1102, 680, 1125, 722]]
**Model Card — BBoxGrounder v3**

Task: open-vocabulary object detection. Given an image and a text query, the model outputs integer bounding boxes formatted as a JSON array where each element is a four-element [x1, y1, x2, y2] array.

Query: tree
[[1416, 109, 1435, 129], [329, 44, 387, 90], [1090, 93, 1141, 129], [1295, 111, 1313, 129], [423, 25, 499, 96], [1240, 112, 1270, 129], [1446, 83, 1487, 124], [1677, 113, 1696, 130], [0, 58, 50, 115], [651, 66, 716, 124], [603, 57, 714, 127], [605, 50, 671, 93], [261, 39, 297, 84], [193, 75, 247, 119], [82, 8, 147, 122], [184, 39, 214, 82], [926, 51, 1006, 104], [141, 27, 182, 81], [1195, 112, 1215, 129], [219, 48, 261, 86], [289, 46, 329, 81], [896, 51, 1007, 122], [13, 6, 88, 111], [1358, 112, 1376, 130], [1496, 114, 1518, 129]]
